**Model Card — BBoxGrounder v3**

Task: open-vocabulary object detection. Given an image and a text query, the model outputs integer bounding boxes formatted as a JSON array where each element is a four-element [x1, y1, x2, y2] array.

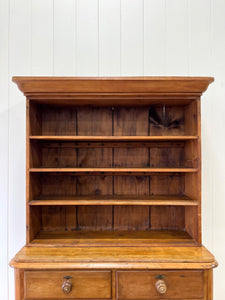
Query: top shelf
[[30, 135, 198, 142]]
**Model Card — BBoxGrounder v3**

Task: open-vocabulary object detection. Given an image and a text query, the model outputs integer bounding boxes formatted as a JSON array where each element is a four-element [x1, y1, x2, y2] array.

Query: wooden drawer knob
[[155, 279, 167, 294], [62, 276, 72, 294]]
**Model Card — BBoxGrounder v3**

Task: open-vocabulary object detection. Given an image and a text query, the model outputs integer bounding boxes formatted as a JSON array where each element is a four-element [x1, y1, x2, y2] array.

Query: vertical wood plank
[[76, 0, 99, 75], [121, 0, 144, 75], [41, 174, 77, 197], [54, 0, 76, 75], [114, 206, 149, 231], [76, 176, 113, 196], [0, 0, 9, 298], [77, 206, 113, 231], [207, 269, 213, 300], [144, 0, 166, 75], [165, 0, 189, 74], [41, 206, 65, 232], [77, 148, 112, 168], [41, 206, 77, 232], [77, 107, 112, 136], [151, 206, 185, 230], [31, 0, 53, 74], [42, 106, 77, 135], [114, 148, 149, 167], [99, 0, 120, 75], [114, 176, 149, 196], [114, 107, 148, 136], [150, 175, 184, 196]]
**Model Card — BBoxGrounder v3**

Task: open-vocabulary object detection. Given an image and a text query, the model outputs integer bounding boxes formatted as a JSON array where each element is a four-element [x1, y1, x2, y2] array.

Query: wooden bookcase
[[10, 77, 217, 300]]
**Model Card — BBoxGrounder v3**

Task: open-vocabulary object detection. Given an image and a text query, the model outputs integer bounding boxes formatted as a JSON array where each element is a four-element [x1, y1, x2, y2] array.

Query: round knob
[[155, 279, 167, 294], [62, 280, 72, 294]]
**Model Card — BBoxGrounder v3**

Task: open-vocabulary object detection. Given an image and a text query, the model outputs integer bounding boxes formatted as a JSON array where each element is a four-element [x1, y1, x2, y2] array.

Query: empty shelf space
[[29, 104, 198, 137], [30, 230, 197, 247], [30, 135, 199, 141], [29, 139, 198, 169], [29, 195, 199, 206], [29, 167, 198, 174]]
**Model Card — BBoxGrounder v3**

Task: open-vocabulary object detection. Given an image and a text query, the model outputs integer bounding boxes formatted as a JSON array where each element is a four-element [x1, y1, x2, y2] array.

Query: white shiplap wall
[[0, 0, 225, 299]]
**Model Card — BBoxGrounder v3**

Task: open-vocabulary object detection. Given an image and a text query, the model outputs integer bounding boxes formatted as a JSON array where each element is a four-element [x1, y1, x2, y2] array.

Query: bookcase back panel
[[27, 94, 201, 245], [151, 206, 185, 230], [30, 141, 197, 168], [29, 103, 197, 136], [77, 206, 113, 231], [114, 107, 149, 136], [114, 148, 149, 167], [77, 148, 113, 167], [77, 107, 112, 136], [114, 206, 150, 230], [41, 174, 77, 197], [150, 175, 184, 196], [76, 176, 113, 195], [42, 106, 77, 135], [30, 174, 187, 199], [41, 206, 77, 231], [114, 176, 149, 195], [149, 106, 185, 136], [30, 205, 186, 234]]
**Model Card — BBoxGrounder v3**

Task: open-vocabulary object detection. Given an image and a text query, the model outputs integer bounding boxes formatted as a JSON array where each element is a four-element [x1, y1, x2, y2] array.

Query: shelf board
[[11, 245, 217, 270], [29, 167, 198, 174], [29, 195, 199, 206], [31, 230, 197, 247], [30, 135, 198, 141]]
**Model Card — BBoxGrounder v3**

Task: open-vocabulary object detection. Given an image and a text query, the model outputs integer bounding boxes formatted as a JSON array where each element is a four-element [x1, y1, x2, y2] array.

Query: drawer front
[[117, 270, 204, 299], [24, 270, 111, 299]]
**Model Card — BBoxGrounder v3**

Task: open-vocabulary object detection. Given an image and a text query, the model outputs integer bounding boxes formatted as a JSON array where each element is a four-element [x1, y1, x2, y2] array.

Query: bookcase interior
[[29, 103, 197, 136], [28, 100, 200, 246]]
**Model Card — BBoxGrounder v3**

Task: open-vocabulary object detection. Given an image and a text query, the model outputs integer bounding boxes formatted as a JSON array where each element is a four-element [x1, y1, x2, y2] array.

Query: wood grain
[[117, 270, 203, 299], [29, 230, 196, 247], [29, 167, 198, 173], [11, 245, 217, 267], [30, 135, 199, 141], [25, 270, 111, 299], [29, 195, 199, 206], [12, 76, 214, 94], [15, 269, 24, 300]]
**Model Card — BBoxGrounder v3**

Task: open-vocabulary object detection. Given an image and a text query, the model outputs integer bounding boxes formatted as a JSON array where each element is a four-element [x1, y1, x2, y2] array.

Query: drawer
[[24, 270, 111, 299], [117, 270, 204, 299]]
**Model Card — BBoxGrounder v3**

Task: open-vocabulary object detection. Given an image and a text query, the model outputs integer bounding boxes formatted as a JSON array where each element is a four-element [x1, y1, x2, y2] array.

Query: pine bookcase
[[10, 77, 217, 300]]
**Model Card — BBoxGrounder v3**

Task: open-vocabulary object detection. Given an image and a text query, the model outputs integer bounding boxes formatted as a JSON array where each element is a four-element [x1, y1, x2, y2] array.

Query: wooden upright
[[10, 77, 217, 300]]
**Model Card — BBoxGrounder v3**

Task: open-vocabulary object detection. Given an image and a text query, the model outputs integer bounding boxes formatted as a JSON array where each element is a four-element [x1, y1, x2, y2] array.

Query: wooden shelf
[[30, 230, 197, 247], [29, 167, 198, 174], [30, 135, 198, 141], [11, 245, 217, 270], [29, 195, 199, 206]]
